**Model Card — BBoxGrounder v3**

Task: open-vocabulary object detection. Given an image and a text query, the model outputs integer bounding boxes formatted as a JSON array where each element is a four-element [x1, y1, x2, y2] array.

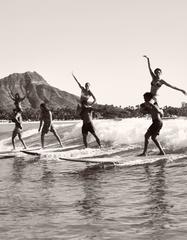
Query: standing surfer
[[138, 92, 165, 156], [12, 108, 27, 150], [81, 105, 101, 148], [38, 103, 63, 149]]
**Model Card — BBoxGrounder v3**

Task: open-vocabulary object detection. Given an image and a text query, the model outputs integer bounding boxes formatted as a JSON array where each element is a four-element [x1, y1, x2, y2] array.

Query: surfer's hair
[[15, 93, 20, 98], [154, 68, 162, 74], [40, 103, 48, 110], [143, 92, 153, 101], [85, 82, 90, 87]]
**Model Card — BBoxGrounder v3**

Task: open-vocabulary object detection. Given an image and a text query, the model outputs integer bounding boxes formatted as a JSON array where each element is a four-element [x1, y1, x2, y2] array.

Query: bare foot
[[137, 153, 147, 156], [158, 152, 165, 155]]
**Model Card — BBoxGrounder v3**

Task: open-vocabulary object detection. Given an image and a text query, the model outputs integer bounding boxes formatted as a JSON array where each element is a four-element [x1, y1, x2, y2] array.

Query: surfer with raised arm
[[12, 109, 27, 150], [38, 103, 63, 149], [72, 73, 96, 107], [143, 55, 186, 105], [9, 91, 26, 111], [81, 104, 101, 148], [138, 92, 165, 156]]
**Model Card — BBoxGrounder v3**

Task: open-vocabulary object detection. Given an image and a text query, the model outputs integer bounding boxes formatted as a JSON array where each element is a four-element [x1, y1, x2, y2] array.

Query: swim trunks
[[146, 119, 163, 138], [12, 127, 22, 136], [42, 124, 55, 134], [82, 122, 95, 135]]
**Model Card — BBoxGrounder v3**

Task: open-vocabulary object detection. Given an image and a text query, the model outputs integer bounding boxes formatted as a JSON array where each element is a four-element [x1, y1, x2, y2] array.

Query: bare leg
[[52, 129, 63, 147], [41, 132, 45, 149], [92, 132, 101, 147], [138, 133, 149, 156], [151, 136, 165, 155], [83, 133, 88, 148], [18, 133, 27, 149], [12, 130, 16, 150]]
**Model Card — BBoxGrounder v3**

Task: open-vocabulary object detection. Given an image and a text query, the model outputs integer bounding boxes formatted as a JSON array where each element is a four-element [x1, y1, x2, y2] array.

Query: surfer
[[12, 109, 27, 150], [38, 103, 63, 149], [81, 105, 101, 148], [143, 55, 186, 105], [9, 91, 26, 111], [138, 92, 165, 156], [72, 73, 96, 107]]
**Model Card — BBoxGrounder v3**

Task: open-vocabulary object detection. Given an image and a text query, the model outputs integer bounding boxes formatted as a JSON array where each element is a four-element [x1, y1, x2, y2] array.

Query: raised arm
[[143, 55, 155, 78], [72, 73, 83, 89], [8, 90, 15, 100], [162, 80, 187, 95]]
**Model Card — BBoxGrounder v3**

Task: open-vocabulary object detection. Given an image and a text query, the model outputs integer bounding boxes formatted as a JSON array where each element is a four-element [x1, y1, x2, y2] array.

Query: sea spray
[[161, 118, 187, 150]]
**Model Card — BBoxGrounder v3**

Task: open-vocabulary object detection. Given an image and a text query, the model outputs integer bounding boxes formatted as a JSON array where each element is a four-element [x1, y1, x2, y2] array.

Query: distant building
[[181, 102, 187, 108]]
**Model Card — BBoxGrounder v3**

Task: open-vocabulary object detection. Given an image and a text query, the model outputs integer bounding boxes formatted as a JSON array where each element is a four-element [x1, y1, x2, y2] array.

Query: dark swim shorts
[[146, 119, 163, 137], [82, 122, 95, 135], [13, 127, 22, 136], [42, 124, 55, 134]]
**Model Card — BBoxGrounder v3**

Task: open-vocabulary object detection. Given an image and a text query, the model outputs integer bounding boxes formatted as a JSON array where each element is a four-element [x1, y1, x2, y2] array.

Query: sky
[[0, 0, 187, 107]]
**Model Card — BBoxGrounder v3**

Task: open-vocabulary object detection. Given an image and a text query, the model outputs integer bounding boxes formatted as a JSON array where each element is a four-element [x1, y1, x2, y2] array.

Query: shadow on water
[[75, 166, 104, 219], [12, 157, 26, 183], [143, 161, 173, 239], [11, 155, 40, 182], [73, 164, 109, 239], [40, 160, 56, 190], [10, 156, 57, 217]]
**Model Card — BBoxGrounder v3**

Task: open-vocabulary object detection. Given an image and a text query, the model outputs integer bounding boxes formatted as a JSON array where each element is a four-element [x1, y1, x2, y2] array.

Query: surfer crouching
[[138, 92, 165, 156]]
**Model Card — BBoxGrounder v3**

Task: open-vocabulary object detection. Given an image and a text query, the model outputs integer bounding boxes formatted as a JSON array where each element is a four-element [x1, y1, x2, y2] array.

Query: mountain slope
[[0, 71, 80, 110]]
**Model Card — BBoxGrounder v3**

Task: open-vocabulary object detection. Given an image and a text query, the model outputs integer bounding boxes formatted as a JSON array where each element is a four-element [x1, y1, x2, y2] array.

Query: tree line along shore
[[0, 104, 186, 121]]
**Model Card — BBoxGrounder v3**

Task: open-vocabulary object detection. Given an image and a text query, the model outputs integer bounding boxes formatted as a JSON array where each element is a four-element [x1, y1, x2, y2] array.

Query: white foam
[[1, 118, 187, 152], [67, 118, 187, 151]]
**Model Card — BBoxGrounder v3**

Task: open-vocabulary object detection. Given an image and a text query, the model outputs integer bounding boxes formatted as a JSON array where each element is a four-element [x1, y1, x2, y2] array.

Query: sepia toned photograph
[[0, 0, 187, 239]]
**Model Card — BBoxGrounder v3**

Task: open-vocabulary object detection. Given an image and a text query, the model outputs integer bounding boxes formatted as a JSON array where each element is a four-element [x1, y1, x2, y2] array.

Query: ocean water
[[0, 118, 187, 240]]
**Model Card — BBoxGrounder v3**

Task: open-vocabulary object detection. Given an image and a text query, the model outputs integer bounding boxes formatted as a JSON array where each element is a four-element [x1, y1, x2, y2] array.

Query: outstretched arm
[[72, 73, 83, 89], [143, 55, 155, 78], [162, 80, 187, 95]]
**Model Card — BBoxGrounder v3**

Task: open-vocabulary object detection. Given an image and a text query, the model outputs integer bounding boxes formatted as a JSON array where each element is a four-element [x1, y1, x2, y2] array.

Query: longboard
[[60, 157, 119, 164], [59, 153, 187, 167], [22, 144, 82, 156], [0, 147, 41, 158]]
